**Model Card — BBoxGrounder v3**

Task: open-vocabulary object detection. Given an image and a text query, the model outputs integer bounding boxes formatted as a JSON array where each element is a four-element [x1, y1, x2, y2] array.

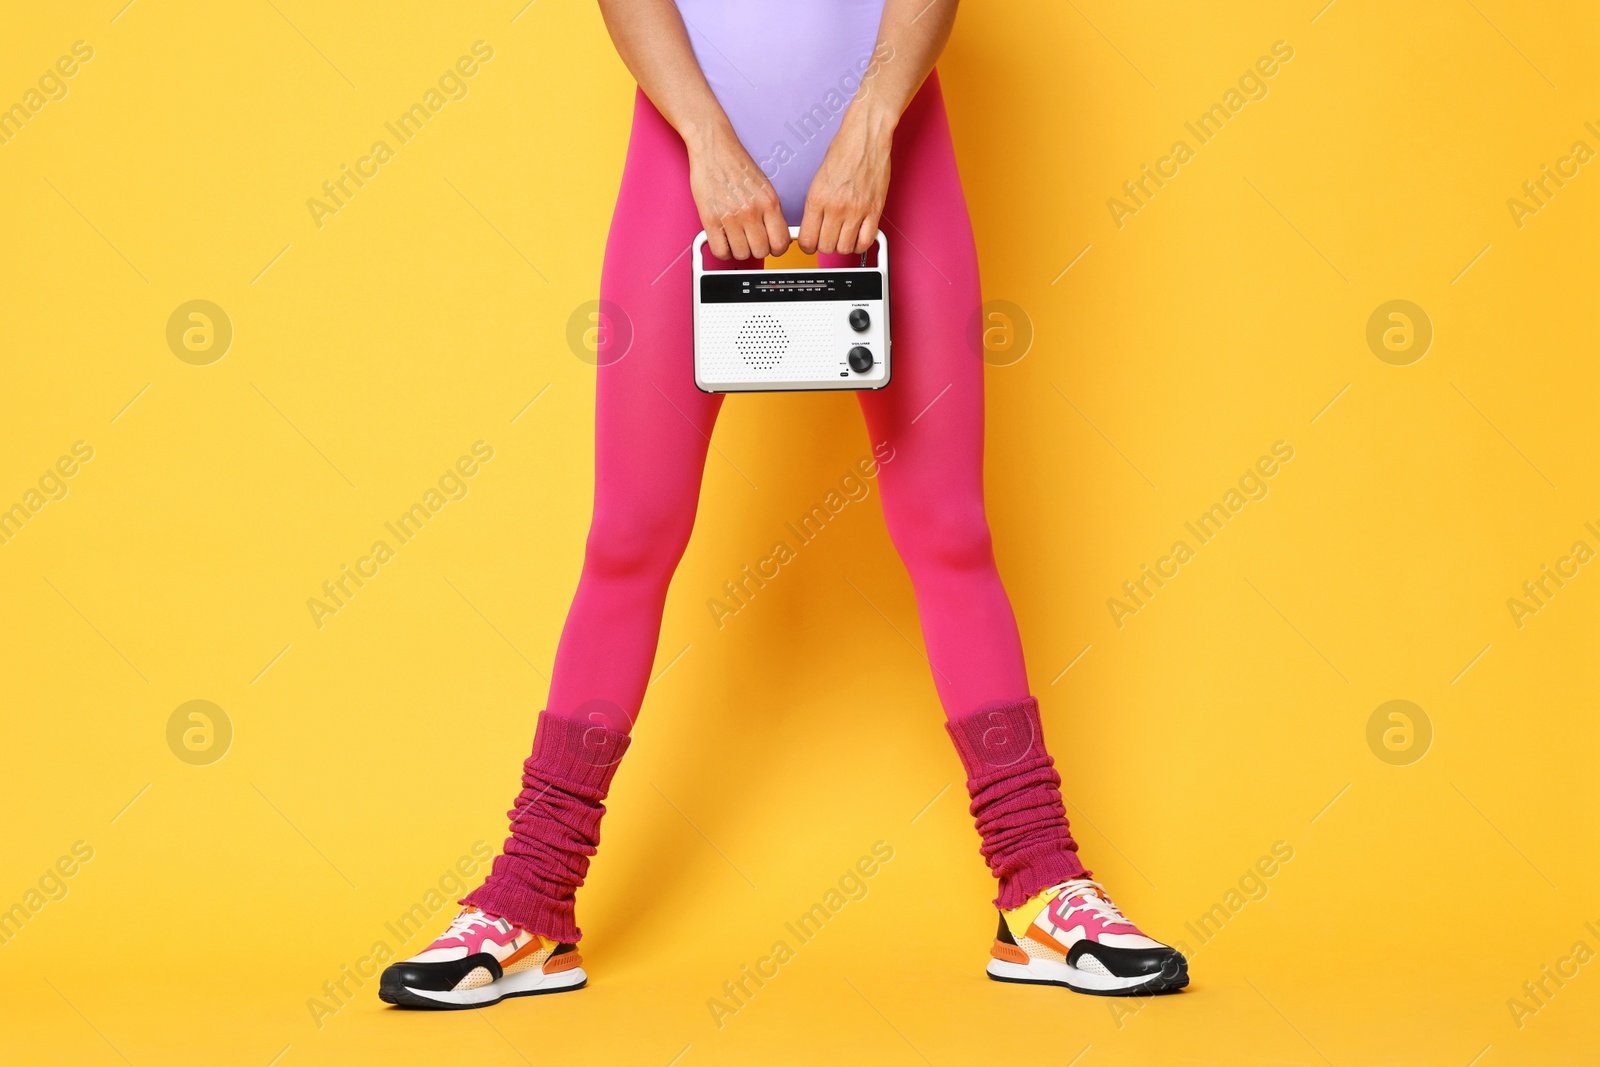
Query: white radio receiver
[[692, 226, 890, 393]]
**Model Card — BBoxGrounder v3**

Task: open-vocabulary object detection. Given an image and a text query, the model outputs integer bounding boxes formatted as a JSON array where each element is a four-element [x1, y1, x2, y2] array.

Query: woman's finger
[[817, 207, 847, 256], [763, 206, 791, 258], [835, 209, 866, 255], [852, 213, 880, 258], [741, 214, 771, 260], [797, 199, 823, 255], [704, 221, 733, 261], [722, 214, 753, 261]]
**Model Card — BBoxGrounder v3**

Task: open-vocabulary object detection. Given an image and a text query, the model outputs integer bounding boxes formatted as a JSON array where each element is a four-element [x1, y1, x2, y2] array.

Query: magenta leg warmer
[[945, 697, 1089, 909], [461, 709, 630, 942]]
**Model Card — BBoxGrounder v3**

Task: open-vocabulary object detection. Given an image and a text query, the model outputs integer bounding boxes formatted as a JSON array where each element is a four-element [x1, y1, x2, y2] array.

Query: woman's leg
[[834, 72, 1089, 907], [463, 89, 756, 942]]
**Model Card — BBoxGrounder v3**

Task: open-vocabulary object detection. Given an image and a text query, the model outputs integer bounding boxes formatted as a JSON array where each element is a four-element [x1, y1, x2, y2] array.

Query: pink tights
[[463, 75, 1086, 941], [558, 73, 1027, 722]]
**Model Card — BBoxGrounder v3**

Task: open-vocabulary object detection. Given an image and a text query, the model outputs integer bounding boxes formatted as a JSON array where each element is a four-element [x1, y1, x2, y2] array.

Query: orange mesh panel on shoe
[[500, 939, 554, 976]]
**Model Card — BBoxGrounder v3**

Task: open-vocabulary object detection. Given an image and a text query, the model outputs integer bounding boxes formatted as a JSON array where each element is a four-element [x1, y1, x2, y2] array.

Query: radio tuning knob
[[848, 308, 871, 331], [848, 346, 874, 373]]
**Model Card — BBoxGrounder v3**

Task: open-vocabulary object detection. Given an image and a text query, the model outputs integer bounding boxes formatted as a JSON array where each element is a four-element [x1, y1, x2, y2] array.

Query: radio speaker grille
[[735, 314, 788, 370]]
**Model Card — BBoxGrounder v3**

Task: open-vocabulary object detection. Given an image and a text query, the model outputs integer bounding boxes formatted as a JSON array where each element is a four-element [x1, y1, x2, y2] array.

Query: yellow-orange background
[[3, 1, 1598, 1064]]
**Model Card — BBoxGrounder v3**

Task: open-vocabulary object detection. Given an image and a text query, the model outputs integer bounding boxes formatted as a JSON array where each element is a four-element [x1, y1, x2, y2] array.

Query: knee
[[582, 504, 693, 583], [886, 500, 996, 576]]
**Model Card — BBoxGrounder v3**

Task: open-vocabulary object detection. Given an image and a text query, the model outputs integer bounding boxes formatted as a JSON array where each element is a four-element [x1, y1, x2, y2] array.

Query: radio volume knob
[[848, 308, 871, 331], [848, 346, 874, 373]]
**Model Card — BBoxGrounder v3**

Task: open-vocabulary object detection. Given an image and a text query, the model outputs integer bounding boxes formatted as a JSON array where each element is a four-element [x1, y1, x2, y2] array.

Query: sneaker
[[986, 879, 1187, 996], [378, 906, 586, 1009]]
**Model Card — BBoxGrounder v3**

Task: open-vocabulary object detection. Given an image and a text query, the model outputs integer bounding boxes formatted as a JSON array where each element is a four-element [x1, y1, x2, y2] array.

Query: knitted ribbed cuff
[[461, 881, 583, 944], [992, 844, 1089, 911], [529, 706, 632, 794], [945, 696, 1049, 774]]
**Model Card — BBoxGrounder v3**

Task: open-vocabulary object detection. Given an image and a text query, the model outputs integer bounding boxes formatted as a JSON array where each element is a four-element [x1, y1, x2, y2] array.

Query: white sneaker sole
[[986, 956, 1186, 996], [398, 965, 588, 1008]]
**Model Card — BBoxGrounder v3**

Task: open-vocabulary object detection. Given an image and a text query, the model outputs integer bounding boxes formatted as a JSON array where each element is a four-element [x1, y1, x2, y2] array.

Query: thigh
[[593, 90, 759, 517], [825, 72, 987, 513]]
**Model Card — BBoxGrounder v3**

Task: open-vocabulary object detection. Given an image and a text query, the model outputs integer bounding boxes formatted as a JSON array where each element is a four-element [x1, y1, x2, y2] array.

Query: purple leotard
[[673, 0, 887, 221]]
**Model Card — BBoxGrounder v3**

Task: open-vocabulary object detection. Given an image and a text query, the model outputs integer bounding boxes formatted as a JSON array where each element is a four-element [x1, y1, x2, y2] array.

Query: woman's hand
[[687, 122, 791, 261], [797, 91, 896, 256]]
